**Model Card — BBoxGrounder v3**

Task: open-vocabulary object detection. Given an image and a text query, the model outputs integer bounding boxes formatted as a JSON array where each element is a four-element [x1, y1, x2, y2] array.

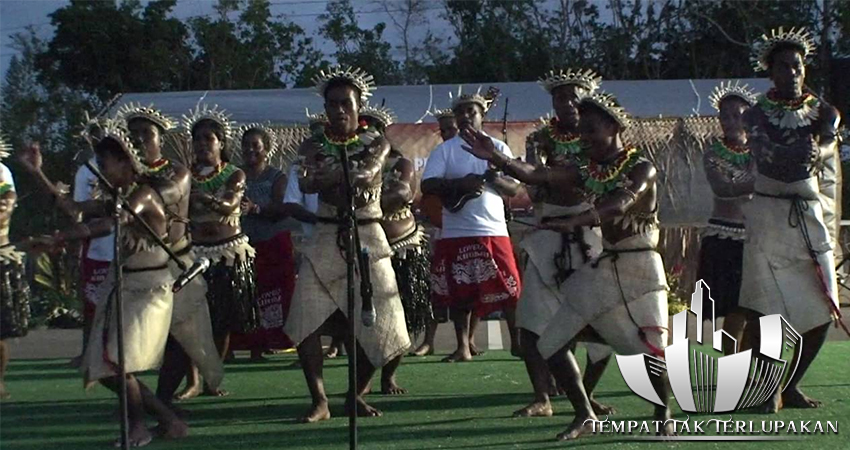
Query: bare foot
[[442, 349, 472, 363], [590, 398, 616, 415], [325, 347, 339, 359], [555, 416, 596, 441], [409, 343, 434, 357], [381, 377, 408, 395], [149, 419, 189, 440], [655, 409, 676, 436], [345, 396, 383, 418], [469, 343, 485, 357], [783, 388, 822, 408], [202, 387, 229, 397], [299, 401, 331, 423], [513, 401, 553, 417], [174, 384, 202, 401], [114, 425, 153, 448]]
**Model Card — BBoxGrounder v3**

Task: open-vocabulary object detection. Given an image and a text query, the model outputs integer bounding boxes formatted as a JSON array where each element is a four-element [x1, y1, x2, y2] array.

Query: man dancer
[[486, 69, 613, 417], [284, 66, 410, 422], [421, 88, 522, 362], [740, 27, 846, 412], [410, 107, 461, 357], [359, 102, 429, 394], [115, 103, 223, 411], [464, 90, 674, 439]]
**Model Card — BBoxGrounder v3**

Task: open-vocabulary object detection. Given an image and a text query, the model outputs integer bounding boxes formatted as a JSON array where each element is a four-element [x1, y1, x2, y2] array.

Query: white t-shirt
[[0, 163, 15, 191], [283, 164, 319, 237], [421, 134, 514, 238], [73, 160, 115, 262]]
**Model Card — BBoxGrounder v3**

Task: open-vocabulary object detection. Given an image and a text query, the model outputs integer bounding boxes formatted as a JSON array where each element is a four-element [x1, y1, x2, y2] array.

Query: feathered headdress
[[0, 135, 10, 161], [312, 65, 376, 103], [577, 90, 631, 130], [98, 118, 145, 174], [450, 86, 499, 114], [234, 123, 280, 158], [751, 27, 816, 72], [305, 108, 327, 125], [427, 106, 455, 120], [182, 104, 234, 147], [709, 81, 758, 111], [538, 68, 602, 94], [115, 102, 176, 131], [359, 101, 397, 128]]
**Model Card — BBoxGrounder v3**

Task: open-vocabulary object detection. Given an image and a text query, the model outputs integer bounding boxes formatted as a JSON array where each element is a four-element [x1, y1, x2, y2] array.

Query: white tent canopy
[[113, 78, 772, 125]]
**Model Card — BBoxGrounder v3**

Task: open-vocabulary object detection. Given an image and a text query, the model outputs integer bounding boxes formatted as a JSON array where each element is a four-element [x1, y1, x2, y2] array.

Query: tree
[[37, 0, 193, 100], [318, 0, 402, 85]]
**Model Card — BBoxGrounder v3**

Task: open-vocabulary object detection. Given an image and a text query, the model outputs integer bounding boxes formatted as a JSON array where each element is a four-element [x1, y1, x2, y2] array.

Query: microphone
[[172, 257, 211, 293], [358, 248, 375, 327]]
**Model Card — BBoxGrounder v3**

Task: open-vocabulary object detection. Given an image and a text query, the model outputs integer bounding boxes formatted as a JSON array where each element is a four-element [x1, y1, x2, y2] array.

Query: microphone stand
[[83, 161, 187, 450], [337, 144, 374, 450]]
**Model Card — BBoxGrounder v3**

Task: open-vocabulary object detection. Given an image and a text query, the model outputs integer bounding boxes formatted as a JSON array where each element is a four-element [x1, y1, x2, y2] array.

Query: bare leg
[[101, 375, 158, 447], [380, 355, 407, 395], [546, 346, 597, 440], [0, 341, 9, 399], [174, 364, 202, 401], [410, 320, 437, 356], [468, 314, 483, 356], [782, 323, 829, 408], [721, 309, 747, 356], [443, 307, 473, 362], [203, 332, 230, 396], [342, 337, 382, 417], [505, 306, 520, 358], [584, 354, 615, 415], [155, 337, 191, 417], [649, 371, 675, 435], [513, 329, 553, 417], [296, 331, 331, 423]]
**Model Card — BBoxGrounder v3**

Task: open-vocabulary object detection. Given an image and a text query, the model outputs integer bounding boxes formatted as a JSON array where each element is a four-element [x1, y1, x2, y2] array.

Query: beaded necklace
[[192, 162, 237, 194], [319, 129, 364, 161], [544, 118, 583, 158], [145, 158, 171, 175], [711, 139, 751, 165], [757, 88, 820, 129], [581, 147, 642, 196]]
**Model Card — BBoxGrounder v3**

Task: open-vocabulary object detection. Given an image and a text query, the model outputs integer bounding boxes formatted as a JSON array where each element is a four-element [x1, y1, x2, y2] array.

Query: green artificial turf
[[1, 343, 848, 450]]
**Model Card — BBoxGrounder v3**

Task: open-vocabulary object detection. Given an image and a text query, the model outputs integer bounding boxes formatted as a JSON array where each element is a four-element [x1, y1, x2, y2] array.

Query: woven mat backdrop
[[164, 117, 841, 297]]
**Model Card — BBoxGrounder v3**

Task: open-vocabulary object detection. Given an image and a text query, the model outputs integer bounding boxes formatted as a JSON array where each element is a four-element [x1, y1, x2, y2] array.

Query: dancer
[[0, 135, 31, 400], [360, 102, 430, 394], [740, 27, 845, 412], [27, 121, 186, 446], [487, 69, 612, 417], [235, 123, 297, 359], [410, 107, 462, 357], [464, 90, 674, 439], [696, 82, 757, 355], [115, 103, 223, 415], [421, 88, 522, 363], [178, 105, 259, 399], [284, 66, 410, 422]]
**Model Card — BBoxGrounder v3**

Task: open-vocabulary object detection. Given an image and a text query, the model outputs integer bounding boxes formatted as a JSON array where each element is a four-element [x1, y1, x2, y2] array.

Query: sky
[[0, 0, 448, 80]]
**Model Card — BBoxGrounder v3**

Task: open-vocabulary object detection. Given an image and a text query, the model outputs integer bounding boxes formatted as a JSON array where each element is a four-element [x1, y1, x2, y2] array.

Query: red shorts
[[430, 236, 521, 317], [230, 232, 295, 351], [80, 256, 111, 322]]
